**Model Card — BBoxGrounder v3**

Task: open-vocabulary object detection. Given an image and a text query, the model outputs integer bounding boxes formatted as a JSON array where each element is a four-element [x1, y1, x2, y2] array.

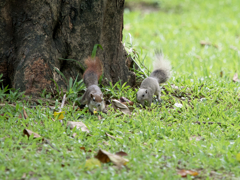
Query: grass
[[1, 0, 240, 179]]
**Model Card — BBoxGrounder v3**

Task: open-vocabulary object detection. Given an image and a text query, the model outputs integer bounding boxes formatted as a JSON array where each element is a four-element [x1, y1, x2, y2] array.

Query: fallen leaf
[[67, 121, 90, 133], [61, 162, 70, 167], [112, 99, 131, 115], [98, 115, 102, 120], [105, 132, 123, 140], [233, 73, 239, 82], [103, 141, 110, 146], [80, 147, 86, 151], [23, 129, 42, 139], [80, 147, 92, 152], [200, 41, 218, 48], [95, 149, 129, 166], [18, 113, 23, 119], [23, 129, 59, 151], [23, 108, 28, 119], [177, 169, 198, 177], [115, 151, 128, 157], [19, 107, 28, 119], [220, 71, 223, 78], [0, 113, 9, 120], [84, 158, 101, 170], [93, 109, 98, 114], [119, 97, 134, 106], [236, 153, 240, 162], [54, 111, 65, 120], [21, 173, 26, 179], [72, 133, 77, 138]]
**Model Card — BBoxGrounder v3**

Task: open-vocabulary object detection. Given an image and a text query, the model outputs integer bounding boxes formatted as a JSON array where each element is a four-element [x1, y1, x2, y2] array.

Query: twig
[[131, 57, 148, 78], [194, 121, 237, 126], [59, 94, 66, 112], [0, 103, 16, 107], [72, 101, 75, 109], [43, 139, 60, 152]]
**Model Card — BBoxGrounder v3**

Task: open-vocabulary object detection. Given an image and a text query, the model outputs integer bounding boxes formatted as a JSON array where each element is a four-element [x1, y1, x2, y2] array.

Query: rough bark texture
[[0, 0, 135, 96]]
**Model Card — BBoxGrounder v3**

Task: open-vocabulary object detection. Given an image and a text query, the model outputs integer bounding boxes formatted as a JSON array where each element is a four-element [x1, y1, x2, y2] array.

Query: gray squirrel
[[136, 52, 171, 107], [80, 57, 106, 114]]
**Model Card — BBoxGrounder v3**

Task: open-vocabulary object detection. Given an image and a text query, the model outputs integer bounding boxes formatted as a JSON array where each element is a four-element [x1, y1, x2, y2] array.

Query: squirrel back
[[83, 57, 103, 88], [149, 53, 171, 83], [137, 52, 171, 107], [81, 57, 105, 114]]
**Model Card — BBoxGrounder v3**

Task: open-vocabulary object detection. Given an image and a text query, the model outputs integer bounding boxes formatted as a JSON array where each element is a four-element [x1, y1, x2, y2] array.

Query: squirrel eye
[[142, 95, 144, 97], [93, 97, 95, 101]]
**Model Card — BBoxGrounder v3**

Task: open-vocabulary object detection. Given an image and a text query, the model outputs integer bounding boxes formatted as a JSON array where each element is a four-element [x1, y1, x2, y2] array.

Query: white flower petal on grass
[[174, 103, 183, 108]]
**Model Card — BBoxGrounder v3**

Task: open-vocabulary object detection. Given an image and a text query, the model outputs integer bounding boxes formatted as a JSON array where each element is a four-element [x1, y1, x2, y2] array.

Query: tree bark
[[0, 0, 135, 96]]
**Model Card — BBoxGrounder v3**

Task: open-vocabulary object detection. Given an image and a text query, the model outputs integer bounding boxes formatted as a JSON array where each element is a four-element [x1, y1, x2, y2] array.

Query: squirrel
[[80, 57, 106, 114], [136, 52, 171, 107]]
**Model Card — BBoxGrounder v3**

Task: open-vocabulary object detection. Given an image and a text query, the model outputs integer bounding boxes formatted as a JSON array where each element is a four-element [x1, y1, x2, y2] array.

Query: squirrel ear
[[145, 90, 148, 94]]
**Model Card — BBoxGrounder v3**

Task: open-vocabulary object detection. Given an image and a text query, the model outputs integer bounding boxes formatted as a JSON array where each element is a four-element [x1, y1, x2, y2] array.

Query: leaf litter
[[177, 169, 199, 177], [112, 99, 131, 115], [95, 149, 129, 167]]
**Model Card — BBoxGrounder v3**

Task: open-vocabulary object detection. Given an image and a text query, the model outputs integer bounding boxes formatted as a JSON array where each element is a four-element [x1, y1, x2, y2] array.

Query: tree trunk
[[0, 0, 135, 96]]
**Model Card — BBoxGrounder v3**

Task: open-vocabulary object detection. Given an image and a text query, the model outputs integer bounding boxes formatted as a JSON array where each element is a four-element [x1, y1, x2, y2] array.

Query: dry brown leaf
[[72, 133, 77, 138], [220, 71, 223, 78], [23, 129, 42, 139], [18, 113, 23, 119], [95, 149, 129, 166], [103, 141, 110, 146], [23, 129, 59, 151], [233, 73, 239, 82], [18, 107, 28, 119], [21, 173, 26, 179], [119, 97, 134, 106], [80, 147, 92, 152], [177, 169, 198, 177], [67, 121, 90, 133], [200, 41, 218, 48], [19, 107, 28, 119], [105, 132, 123, 140], [0, 113, 8, 119], [23, 108, 28, 119], [98, 115, 102, 120], [115, 151, 128, 157], [112, 99, 131, 115]]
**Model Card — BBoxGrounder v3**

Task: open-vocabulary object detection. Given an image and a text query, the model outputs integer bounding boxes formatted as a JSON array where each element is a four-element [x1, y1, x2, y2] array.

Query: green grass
[[1, 0, 240, 179]]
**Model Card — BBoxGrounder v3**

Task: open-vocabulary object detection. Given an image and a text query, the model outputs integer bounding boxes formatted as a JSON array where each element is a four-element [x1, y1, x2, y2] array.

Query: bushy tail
[[150, 51, 171, 83], [83, 57, 103, 87]]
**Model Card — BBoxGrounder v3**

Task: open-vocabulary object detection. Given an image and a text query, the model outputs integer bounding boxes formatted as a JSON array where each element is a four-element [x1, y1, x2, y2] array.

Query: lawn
[[1, 0, 240, 179]]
